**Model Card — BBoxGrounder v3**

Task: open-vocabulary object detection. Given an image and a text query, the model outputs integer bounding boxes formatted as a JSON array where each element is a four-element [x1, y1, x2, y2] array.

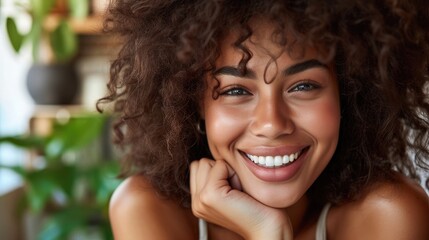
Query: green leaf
[[31, 0, 56, 20], [68, 0, 89, 19], [50, 20, 77, 62], [29, 20, 42, 62], [44, 115, 106, 160], [38, 206, 89, 240], [0, 164, 26, 177], [0, 135, 45, 149], [25, 165, 80, 212], [50, 165, 78, 198], [26, 171, 59, 212], [84, 161, 121, 206], [6, 17, 25, 52]]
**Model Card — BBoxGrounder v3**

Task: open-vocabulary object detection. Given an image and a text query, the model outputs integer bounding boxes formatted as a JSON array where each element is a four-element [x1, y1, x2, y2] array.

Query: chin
[[249, 189, 304, 209], [260, 198, 300, 209]]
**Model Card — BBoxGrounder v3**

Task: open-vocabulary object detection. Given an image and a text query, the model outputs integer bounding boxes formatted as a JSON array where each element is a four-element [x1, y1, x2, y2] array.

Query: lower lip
[[242, 149, 308, 182]]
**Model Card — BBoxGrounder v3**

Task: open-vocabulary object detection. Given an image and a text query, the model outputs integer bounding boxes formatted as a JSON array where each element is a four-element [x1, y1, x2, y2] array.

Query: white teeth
[[283, 155, 289, 164], [266, 156, 274, 167], [246, 150, 302, 168], [274, 156, 282, 166], [258, 156, 265, 164]]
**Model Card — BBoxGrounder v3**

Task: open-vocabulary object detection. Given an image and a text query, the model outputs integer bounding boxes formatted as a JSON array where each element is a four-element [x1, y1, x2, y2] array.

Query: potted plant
[[5, 0, 90, 105], [0, 113, 121, 239]]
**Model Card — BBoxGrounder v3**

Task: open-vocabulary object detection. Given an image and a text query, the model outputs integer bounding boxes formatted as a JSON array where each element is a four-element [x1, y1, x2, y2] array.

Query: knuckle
[[199, 189, 215, 205], [191, 197, 204, 217], [200, 158, 215, 166], [189, 161, 199, 169], [191, 189, 214, 210], [191, 202, 199, 216]]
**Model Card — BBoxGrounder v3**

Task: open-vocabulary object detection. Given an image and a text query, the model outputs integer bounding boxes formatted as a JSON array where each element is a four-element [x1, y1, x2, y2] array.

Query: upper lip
[[239, 145, 309, 157]]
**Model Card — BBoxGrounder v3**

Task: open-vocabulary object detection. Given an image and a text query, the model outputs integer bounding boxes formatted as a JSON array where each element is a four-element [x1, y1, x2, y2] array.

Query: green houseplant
[[5, 0, 90, 105], [0, 114, 121, 240], [6, 0, 89, 61]]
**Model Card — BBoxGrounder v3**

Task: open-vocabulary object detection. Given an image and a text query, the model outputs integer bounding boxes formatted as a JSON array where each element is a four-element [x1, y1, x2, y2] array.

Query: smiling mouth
[[243, 147, 309, 168]]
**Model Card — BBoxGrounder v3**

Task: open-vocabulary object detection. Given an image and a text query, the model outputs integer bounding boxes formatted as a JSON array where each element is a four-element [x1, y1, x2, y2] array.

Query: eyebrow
[[283, 59, 328, 76], [214, 66, 256, 78], [214, 59, 328, 79]]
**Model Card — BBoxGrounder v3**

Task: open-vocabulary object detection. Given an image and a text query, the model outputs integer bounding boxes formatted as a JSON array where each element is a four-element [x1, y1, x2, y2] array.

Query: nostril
[[249, 95, 295, 138], [249, 117, 295, 139], [250, 113, 295, 137]]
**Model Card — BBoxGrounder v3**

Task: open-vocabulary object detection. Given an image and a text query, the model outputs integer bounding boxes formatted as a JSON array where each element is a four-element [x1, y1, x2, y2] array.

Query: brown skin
[[295, 173, 429, 240], [187, 22, 338, 239], [103, 0, 429, 212], [109, 173, 429, 240], [109, 27, 429, 240], [109, 20, 429, 240], [109, 175, 199, 240]]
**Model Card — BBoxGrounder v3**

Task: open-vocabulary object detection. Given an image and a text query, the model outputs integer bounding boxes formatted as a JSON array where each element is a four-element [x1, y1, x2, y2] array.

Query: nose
[[249, 93, 295, 139]]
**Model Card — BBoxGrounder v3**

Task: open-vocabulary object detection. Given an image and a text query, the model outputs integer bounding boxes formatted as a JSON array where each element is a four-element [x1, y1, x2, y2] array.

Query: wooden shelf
[[45, 14, 104, 34]]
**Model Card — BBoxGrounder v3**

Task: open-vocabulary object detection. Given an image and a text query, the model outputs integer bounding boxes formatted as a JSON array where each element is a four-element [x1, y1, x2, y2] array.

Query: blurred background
[[0, 0, 122, 239], [1, 1, 428, 240]]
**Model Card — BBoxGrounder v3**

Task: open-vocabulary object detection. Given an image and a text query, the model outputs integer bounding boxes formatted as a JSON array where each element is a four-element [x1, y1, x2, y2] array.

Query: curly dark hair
[[98, 0, 429, 207]]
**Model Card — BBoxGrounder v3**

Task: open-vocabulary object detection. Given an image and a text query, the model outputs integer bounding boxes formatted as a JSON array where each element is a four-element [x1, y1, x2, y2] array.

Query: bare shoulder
[[331, 173, 429, 240], [109, 174, 198, 240]]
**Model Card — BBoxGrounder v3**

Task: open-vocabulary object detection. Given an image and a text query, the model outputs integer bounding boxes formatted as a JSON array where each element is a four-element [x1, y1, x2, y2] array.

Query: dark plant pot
[[26, 63, 80, 105]]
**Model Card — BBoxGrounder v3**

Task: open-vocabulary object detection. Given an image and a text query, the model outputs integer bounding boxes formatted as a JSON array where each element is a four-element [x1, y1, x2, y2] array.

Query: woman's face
[[201, 24, 341, 208]]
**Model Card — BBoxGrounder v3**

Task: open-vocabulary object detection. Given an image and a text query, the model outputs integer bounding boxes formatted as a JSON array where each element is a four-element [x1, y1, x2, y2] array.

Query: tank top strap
[[199, 218, 208, 240], [315, 203, 331, 240], [199, 204, 331, 240]]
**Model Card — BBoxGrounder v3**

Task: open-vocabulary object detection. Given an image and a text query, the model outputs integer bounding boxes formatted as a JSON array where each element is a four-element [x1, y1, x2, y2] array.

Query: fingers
[[229, 172, 242, 191], [189, 160, 198, 196], [190, 158, 215, 194], [208, 159, 229, 184], [190, 159, 239, 222], [191, 158, 242, 194], [190, 158, 293, 239], [225, 163, 242, 191], [190, 158, 217, 219]]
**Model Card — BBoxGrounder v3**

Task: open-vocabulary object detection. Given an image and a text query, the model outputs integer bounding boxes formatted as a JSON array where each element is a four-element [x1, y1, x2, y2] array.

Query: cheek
[[310, 103, 339, 135], [297, 95, 341, 147], [204, 105, 247, 157]]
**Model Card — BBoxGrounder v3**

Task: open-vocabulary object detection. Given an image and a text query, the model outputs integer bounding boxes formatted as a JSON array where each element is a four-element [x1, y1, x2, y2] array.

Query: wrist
[[246, 215, 293, 240], [248, 228, 293, 240]]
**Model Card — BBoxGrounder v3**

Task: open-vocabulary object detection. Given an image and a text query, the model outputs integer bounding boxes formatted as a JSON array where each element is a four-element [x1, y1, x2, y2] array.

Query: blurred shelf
[[45, 14, 104, 34], [32, 104, 97, 114], [29, 105, 101, 136]]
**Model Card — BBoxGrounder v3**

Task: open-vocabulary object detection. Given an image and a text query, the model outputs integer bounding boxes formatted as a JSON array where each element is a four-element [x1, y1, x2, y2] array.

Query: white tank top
[[198, 217, 208, 240], [198, 203, 331, 240], [315, 203, 331, 240]]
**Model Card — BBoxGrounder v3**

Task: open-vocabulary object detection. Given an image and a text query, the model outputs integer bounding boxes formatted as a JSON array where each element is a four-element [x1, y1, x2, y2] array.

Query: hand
[[190, 158, 293, 240]]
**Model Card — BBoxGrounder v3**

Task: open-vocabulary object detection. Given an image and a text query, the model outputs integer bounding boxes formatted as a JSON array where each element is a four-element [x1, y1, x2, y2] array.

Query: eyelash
[[288, 80, 321, 93], [220, 86, 251, 96], [219, 80, 320, 96]]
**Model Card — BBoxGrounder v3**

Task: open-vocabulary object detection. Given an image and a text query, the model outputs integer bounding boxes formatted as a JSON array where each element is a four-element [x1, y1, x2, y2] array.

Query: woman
[[100, 0, 429, 239]]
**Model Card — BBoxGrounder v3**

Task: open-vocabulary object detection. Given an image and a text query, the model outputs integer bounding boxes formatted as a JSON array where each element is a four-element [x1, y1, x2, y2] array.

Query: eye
[[220, 87, 251, 96], [288, 81, 321, 93]]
